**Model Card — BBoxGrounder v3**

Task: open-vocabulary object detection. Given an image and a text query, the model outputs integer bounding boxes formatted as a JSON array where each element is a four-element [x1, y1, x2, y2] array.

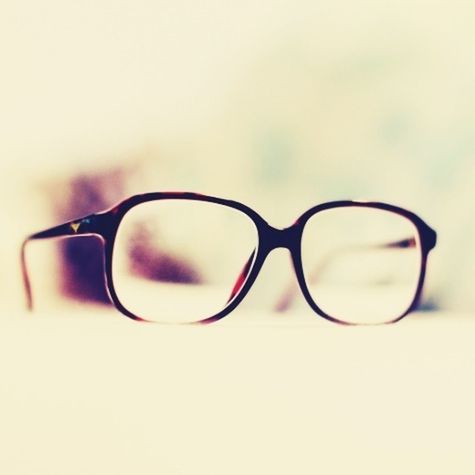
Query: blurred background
[[1, 0, 475, 317]]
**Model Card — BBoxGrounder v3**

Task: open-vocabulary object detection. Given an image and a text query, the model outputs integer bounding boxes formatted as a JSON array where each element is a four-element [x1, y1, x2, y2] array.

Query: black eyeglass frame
[[21, 192, 437, 325]]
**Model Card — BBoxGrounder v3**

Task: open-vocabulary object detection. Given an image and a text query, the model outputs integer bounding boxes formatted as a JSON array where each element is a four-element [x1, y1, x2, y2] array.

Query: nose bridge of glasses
[[262, 224, 299, 252]]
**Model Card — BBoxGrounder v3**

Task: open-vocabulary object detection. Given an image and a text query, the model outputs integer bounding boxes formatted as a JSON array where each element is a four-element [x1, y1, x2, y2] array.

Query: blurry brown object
[[47, 162, 202, 305], [52, 167, 127, 304], [127, 223, 201, 284]]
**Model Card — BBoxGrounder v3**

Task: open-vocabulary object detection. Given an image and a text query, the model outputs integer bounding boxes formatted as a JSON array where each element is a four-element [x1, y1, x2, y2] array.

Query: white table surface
[[1, 309, 474, 475]]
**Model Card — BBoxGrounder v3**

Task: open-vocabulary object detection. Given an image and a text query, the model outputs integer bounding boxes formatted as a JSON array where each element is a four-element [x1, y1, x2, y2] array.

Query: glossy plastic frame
[[21, 192, 437, 325]]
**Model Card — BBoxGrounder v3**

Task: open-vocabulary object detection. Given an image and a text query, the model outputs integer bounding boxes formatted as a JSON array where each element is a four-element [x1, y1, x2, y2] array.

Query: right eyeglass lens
[[111, 199, 258, 323], [301, 206, 422, 324]]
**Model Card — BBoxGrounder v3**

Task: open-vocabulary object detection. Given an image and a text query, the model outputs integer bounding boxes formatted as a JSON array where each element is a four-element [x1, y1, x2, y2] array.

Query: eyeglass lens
[[112, 200, 258, 323], [302, 207, 421, 324]]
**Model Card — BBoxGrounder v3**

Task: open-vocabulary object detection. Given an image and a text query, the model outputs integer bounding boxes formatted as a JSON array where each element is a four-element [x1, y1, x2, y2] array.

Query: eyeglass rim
[[101, 192, 436, 325]]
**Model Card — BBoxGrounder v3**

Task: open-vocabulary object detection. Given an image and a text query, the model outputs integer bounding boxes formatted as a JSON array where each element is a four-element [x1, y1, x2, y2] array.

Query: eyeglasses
[[21, 192, 437, 325]]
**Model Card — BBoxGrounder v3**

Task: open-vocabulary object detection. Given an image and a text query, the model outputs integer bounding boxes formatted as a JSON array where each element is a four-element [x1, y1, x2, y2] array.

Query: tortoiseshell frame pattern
[[21, 192, 437, 325]]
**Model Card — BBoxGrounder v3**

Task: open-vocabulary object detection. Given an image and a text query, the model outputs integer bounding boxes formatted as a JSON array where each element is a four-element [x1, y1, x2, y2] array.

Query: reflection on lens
[[301, 207, 421, 324], [112, 200, 258, 323]]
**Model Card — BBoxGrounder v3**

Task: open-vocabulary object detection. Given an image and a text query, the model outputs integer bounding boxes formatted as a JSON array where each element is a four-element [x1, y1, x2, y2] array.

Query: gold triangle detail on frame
[[70, 222, 80, 233]]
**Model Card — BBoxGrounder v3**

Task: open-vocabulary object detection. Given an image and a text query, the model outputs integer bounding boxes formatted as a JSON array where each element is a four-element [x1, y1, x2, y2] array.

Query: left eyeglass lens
[[301, 206, 422, 324], [111, 200, 258, 322]]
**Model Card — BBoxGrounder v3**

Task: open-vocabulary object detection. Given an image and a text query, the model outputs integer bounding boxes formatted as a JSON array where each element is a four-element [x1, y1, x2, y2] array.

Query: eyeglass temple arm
[[274, 236, 417, 312], [21, 215, 101, 311], [226, 249, 256, 304]]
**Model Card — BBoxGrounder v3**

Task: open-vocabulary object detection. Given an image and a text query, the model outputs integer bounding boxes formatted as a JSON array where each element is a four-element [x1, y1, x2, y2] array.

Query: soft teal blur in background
[[1, 0, 475, 314]]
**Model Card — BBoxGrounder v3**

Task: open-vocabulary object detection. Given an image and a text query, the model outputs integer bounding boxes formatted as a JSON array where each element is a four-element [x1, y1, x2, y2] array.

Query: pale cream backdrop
[[2, 0, 475, 313], [1, 1, 475, 474]]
